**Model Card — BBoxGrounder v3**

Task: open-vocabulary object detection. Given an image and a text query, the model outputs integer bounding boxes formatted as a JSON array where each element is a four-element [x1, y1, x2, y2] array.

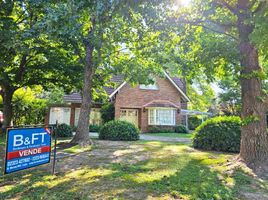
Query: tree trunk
[[0, 86, 14, 131], [238, 0, 268, 173], [70, 45, 94, 146]]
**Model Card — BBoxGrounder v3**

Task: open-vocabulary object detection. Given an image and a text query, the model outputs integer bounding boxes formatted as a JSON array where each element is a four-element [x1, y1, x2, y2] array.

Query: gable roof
[[64, 73, 190, 103], [108, 72, 190, 102]]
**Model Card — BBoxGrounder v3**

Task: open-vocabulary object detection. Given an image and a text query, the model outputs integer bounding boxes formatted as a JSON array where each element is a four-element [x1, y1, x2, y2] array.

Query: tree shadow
[[0, 141, 263, 200]]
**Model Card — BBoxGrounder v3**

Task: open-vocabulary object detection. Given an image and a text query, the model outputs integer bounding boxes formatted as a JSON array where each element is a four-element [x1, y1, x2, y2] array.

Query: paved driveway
[[89, 132, 191, 143]]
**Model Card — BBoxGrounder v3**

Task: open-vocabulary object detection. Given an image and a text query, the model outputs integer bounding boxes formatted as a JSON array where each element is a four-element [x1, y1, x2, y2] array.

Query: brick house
[[46, 72, 189, 132]]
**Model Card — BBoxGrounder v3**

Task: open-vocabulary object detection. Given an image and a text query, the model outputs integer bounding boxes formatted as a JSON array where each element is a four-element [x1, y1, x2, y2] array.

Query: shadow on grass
[[0, 141, 260, 200]]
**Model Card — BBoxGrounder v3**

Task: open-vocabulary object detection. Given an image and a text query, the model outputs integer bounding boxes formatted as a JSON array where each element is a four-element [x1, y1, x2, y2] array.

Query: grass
[[147, 132, 193, 139], [0, 134, 6, 146], [0, 139, 267, 199], [54, 137, 92, 154], [62, 144, 92, 154]]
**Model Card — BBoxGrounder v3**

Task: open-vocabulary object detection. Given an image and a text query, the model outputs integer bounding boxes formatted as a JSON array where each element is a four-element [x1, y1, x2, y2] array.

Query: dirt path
[[89, 132, 192, 143], [55, 140, 151, 171]]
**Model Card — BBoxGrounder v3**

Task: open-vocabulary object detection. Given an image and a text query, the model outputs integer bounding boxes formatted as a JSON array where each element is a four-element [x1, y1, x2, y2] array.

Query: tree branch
[[253, 1, 266, 14], [201, 24, 238, 41], [213, 0, 238, 15], [15, 54, 27, 83], [170, 18, 238, 41]]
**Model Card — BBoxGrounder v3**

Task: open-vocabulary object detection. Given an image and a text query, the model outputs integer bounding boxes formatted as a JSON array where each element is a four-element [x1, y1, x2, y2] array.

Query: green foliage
[[187, 81, 216, 112], [54, 123, 73, 138], [100, 103, 115, 123], [188, 116, 203, 130], [218, 76, 241, 116], [99, 120, 139, 141], [175, 124, 188, 133], [0, 1, 81, 127], [43, 88, 65, 105], [148, 126, 174, 133], [193, 116, 241, 152], [89, 124, 101, 132], [12, 87, 48, 125]]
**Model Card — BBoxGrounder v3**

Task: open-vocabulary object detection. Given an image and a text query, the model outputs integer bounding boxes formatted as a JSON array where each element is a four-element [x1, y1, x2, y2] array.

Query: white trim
[[148, 107, 176, 126], [147, 107, 177, 110], [163, 71, 190, 102], [109, 81, 127, 99], [109, 72, 190, 102]]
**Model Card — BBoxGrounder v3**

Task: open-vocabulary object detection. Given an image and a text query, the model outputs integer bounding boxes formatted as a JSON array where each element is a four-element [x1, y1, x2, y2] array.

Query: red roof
[[143, 100, 180, 108], [63, 75, 186, 103]]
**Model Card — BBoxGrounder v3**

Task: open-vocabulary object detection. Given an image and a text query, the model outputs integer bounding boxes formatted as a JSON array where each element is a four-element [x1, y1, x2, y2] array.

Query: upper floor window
[[139, 80, 158, 90]]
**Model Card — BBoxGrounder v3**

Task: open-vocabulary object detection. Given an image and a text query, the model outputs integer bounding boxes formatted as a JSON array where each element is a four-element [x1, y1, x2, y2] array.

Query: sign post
[[4, 127, 51, 174], [52, 121, 58, 175]]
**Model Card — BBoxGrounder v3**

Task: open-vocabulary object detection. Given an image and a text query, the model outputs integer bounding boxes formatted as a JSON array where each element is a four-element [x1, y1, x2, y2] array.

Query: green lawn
[[0, 134, 5, 146], [1, 139, 267, 200], [147, 132, 193, 139]]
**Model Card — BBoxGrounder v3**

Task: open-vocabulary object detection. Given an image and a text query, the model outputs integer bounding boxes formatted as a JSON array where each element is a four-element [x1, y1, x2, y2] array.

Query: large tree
[[0, 1, 80, 130], [45, 0, 164, 146], [158, 0, 268, 172]]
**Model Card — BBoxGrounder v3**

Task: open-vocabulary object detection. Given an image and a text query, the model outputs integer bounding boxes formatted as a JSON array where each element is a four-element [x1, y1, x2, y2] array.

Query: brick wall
[[114, 77, 183, 132]]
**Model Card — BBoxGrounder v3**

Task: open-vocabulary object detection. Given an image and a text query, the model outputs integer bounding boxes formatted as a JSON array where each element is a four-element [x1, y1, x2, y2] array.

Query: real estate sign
[[4, 127, 51, 174]]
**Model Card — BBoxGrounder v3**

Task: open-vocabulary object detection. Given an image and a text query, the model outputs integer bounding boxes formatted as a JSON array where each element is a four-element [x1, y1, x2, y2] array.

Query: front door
[[119, 109, 139, 127]]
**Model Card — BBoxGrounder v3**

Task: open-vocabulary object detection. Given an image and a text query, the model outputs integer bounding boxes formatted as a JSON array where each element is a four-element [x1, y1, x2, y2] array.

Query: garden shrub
[[175, 124, 188, 133], [89, 124, 101, 132], [99, 120, 139, 141], [193, 116, 241, 152], [188, 116, 202, 130], [54, 123, 73, 137], [100, 103, 115, 123], [71, 126, 77, 132], [148, 126, 174, 133]]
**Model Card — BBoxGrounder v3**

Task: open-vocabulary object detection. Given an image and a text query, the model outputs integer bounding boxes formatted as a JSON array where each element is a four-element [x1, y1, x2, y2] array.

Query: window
[[120, 110, 127, 117], [75, 108, 102, 126], [90, 108, 102, 125], [148, 108, 176, 126], [139, 79, 158, 90]]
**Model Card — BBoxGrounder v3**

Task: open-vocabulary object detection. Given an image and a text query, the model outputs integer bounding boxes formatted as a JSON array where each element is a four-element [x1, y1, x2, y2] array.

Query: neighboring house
[[46, 72, 190, 132]]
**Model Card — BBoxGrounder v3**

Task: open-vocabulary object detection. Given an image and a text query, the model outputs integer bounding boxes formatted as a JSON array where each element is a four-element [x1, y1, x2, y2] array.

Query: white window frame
[[148, 108, 176, 126], [140, 84, 158, 90], [139, 78, 158, 90]]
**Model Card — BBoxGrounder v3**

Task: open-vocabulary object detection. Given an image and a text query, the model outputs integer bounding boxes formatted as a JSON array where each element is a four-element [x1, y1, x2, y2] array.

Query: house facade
[[46, 72, 189, 133]]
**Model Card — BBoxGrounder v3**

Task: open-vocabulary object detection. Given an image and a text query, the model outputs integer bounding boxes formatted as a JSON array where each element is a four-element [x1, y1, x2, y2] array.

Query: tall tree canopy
[[146, 0, 268, 172], [0, 1, 80, 130], [44, 0, 167, 146]]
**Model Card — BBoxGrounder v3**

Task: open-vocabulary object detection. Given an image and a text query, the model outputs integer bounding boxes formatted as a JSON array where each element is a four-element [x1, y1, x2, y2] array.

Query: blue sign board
[[4, 127, 51, 174]]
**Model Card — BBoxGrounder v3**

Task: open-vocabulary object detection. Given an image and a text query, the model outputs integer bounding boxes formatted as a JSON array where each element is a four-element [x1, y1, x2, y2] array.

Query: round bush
[[193, 116, 241, 152], [54, 123, 73, 137], [175, 124, 188, 133], [99, 120, 139, 141]]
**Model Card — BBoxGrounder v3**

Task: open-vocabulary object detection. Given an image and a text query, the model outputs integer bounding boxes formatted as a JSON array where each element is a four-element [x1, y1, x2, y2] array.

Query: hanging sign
[[4, 127, 51, 174]]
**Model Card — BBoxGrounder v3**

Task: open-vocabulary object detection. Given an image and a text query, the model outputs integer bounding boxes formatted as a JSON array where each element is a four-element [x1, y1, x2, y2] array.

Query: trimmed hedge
[[175, 124, 188, 133], [54, 123, 73, 137], [99, 120, 139, 141], [193, 116, 241, 152]]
